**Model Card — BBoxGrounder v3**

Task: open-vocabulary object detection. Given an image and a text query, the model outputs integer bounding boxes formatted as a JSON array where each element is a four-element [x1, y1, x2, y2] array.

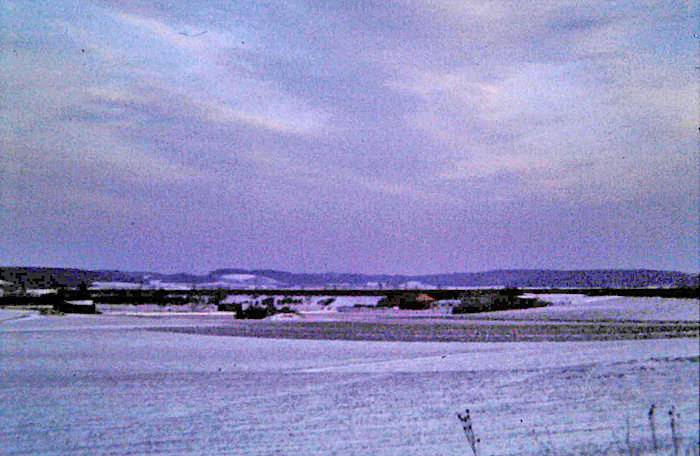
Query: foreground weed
[[457, 408, 480, 456], [670, 405, 681, 456], [457, 405, 699, 456], [649, 404, 658, 452]]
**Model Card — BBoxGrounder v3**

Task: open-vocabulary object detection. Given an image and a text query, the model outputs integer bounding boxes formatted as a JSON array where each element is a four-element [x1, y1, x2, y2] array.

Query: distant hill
[[0, 267, 146, 290], [0, 266, 697, 290], [210, 268, 699, 289]]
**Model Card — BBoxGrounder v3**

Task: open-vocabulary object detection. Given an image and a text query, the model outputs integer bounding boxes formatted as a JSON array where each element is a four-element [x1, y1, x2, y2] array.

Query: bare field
[[155, 318, 699, 342]]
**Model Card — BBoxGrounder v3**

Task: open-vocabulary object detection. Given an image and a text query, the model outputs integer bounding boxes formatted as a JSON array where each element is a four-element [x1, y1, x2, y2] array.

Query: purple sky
[[1, 0, 698, 274]]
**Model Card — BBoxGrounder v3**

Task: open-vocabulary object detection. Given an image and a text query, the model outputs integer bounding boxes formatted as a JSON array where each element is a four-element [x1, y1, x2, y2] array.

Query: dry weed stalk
[[670, 405, 681, 456], [455, 404, 698, 456], [457, 408, 479, 456], [648, 404, 658, 452]]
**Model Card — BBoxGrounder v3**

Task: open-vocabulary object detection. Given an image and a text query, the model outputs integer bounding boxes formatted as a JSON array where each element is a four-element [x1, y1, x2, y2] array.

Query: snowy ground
[[516, 295, 700, 322], [1, 297, 698, 456]]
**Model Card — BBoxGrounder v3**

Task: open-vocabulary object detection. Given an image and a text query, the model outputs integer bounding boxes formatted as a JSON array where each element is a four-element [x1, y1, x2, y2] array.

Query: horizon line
[[1, 265, 699, 277]]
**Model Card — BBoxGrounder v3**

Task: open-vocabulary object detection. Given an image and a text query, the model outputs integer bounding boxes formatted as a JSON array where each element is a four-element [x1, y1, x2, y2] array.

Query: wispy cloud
[[2, 0, 698, 273]]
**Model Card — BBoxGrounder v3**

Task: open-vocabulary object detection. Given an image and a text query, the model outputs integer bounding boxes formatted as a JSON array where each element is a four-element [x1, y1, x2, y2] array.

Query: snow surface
[[1, 304, 698, 456], [24, 288, 59, 296], [90, 281, 143, 290], [515, 295, 700, 322], [220, 274, 256, 281]]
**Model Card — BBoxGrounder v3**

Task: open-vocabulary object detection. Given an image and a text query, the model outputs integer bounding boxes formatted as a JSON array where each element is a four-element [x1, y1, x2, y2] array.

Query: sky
[[1, 0, 698, 275]]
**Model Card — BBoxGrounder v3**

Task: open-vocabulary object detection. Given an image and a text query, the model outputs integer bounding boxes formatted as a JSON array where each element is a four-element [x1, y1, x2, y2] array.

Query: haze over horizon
[[2, 0, 698, 275]]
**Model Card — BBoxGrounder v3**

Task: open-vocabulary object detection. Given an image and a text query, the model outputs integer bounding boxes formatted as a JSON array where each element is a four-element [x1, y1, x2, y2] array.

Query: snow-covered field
[[1, 297, 698, 456], [516, 295, 700, 322]]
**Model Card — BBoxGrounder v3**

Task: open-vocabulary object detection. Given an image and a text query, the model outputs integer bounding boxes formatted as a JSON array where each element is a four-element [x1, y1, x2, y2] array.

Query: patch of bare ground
[[152, 319, 699, 342]]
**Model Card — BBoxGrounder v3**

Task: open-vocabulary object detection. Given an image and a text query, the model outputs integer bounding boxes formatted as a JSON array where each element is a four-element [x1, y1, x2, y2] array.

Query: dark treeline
[[1, 286, 697, 307]]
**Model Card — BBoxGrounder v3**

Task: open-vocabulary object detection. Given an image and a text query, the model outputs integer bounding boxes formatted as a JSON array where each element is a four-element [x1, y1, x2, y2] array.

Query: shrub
[[278, 306, 295, 314], [377, 293, 432, 310], [452, 290, 547, 314], [236, 304, 274, 319], [260, 297, 276, 307], [217, 303, 242, 312]]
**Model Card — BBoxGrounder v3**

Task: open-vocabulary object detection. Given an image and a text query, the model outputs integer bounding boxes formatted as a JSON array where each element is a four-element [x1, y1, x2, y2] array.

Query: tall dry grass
[[457, 404, 699, 456]]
